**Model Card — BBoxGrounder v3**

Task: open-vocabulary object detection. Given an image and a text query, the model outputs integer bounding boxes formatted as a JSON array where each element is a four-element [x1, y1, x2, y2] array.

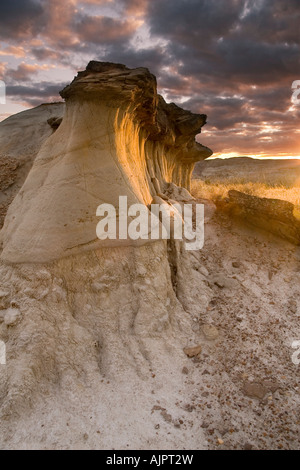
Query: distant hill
[[193, 157, 300, 186]]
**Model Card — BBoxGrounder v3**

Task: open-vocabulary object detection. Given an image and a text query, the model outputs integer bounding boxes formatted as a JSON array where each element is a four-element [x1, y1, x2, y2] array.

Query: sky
[[0, 0, 299, 158]]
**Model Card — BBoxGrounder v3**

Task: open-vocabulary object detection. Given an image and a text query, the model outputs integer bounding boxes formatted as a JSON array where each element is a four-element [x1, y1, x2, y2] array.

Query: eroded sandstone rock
[[0, 63, 213, 438], [217, 190, 300, 245], [0, 61, 212, 263]]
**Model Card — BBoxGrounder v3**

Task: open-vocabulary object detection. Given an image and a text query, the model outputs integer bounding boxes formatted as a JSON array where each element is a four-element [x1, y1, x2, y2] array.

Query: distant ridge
[[193, 157, 300, 184]]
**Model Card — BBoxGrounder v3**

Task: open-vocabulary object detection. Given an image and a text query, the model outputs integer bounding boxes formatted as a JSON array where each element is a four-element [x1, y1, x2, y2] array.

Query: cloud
[[0, 46, 26, 58], [119, 0, 149, 17], [0, 63, 7, 79], [214, 39, 300, 85], [0, 0, 45, 39], [236, 0, 300, 44], [145, 0, 300, 85], [6, 63, 53, 81], [75, 15, 140, 44], [148, 0, 242, 45], [99, 44, 169, 76], [1, 0, 300, 156], [31, 47, 64, 61], [6, 82, 67, 106]]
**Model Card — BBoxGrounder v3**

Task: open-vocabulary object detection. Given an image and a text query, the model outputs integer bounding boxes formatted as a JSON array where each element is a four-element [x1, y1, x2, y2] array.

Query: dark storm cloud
[[183, 84, 298, 131], [182, 93, 250, 131], [148, 0, 242, 45], [31, 48, 64, 61], [214, 39, 300, 85], [246, 86, 292, 114], [145, 1, 300, 87], [6, 63, 48, 81], [236, 0, 300, 44], [100, 45, 169, 77], [75, 15, 137, 45], [0, 0, 45, 39], [6, 82, 67, 106]]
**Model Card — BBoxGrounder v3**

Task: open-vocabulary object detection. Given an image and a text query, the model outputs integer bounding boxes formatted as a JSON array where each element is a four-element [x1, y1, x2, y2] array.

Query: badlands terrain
[[194, 156, 300, 186], [0, 62, 299, 450]]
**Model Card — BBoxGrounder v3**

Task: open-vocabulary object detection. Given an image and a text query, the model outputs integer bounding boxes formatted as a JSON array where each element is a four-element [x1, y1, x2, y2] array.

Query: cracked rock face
[[0, 61, 212, 263]]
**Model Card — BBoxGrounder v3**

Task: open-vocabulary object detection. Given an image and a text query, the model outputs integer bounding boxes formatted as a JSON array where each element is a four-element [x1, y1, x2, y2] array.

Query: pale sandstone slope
[[0, 103, 64, 229]]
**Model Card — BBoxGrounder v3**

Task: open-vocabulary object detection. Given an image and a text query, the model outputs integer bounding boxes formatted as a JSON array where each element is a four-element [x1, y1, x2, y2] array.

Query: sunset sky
[[0, 0, 299, 158]]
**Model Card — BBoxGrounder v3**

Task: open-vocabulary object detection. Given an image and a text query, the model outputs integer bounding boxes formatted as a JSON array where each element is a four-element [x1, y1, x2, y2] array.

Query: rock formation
[[0, 62, 213, 448], [0, 61, 211, 263], [0, 103, 64, 230], [217, 190, 300, 245]]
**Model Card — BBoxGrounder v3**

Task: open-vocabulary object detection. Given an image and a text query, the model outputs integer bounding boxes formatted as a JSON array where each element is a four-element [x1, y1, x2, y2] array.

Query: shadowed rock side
[[217, 190, 300, 245], [0, 61, 212, 263]]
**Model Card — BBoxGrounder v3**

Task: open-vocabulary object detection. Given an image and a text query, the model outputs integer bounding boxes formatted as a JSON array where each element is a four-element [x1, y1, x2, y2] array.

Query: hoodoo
[[0, 61, 212, 263], [0, 62, 214, 450]]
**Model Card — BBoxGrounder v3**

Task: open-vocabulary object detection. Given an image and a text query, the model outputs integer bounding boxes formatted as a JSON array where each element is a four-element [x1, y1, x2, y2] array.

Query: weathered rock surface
[[0, 61, 212, 263], [217, 190, 300, 245], [3, 308, 22, 327], [0, 62, 213, 449]]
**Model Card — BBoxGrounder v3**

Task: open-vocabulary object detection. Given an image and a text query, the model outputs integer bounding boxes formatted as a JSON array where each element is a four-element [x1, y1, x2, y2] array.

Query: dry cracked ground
[[150, 206, 300, 451], [1, 198, 300, 450]]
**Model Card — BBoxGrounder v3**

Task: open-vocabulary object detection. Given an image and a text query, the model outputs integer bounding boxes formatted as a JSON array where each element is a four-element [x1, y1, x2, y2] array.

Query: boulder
[[217, 190, 300, 245]]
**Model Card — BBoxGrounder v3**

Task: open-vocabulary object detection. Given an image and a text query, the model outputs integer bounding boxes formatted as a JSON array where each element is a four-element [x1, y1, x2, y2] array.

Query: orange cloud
[[43, 0, 80, 47], [0, 46, 26, 58], [0, 62, 7, 78], [122, 0, 149, 18]]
